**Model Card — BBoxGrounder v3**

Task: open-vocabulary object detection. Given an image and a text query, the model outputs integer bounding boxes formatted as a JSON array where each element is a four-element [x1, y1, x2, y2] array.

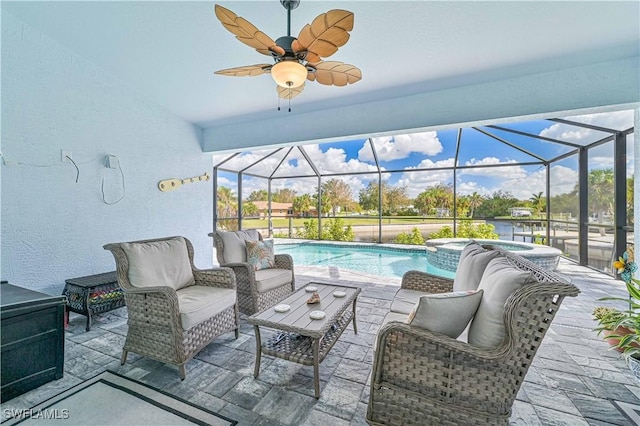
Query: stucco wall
[[1, 12, 214, 291]]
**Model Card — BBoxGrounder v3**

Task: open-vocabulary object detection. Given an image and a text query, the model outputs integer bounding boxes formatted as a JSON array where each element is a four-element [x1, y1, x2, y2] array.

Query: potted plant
[[594, 249, 640, 381], [593, 306, 626, 351]]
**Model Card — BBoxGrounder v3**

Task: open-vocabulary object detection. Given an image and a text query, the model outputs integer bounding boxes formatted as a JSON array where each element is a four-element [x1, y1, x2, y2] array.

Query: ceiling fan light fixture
[[271, 61, 307, 88]]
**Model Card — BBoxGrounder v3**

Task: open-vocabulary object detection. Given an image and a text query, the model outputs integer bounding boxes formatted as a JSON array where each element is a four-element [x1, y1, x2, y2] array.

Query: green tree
[[359, 181, 389, 212], [242, 201, 259, 217], [467, 191, 484, 218], [432, 184, 454, 211], [247, 189, 268, 202], [456, 195, 471, 218], [292, 194, 312, 216], [322, 179, 353, 216], [588, 168, 614, 223], [474, 190, 519, 217], [216, 186, 236, 218], [414, 184, 453, 215], [386, 186, 409, 214], [414, 190, 436, 215], [312, 191, 331, 216], [549, 190, 578, 219], [273, 188, 296, 203], [529, 192, 545, 216]]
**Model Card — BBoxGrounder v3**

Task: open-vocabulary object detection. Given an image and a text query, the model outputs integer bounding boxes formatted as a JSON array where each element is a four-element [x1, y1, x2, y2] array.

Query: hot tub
[[425, 238, 562, 272]]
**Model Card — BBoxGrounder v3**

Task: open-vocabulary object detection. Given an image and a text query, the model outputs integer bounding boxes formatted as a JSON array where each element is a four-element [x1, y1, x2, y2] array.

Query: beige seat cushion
[[407, 290, 483, 338], [254, 269, 292, 293], [177, 285, 236, 330], [121, 237, 195, 291], [374, 312, 409, 351], [217, 229, 260, 263], [468, 256, 538, 349], [453, 241, 502, 292], [390, 289, 427, 315]]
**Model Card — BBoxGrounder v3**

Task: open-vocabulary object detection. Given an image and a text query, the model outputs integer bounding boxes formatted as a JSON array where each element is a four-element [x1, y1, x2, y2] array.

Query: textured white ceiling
[[3, 1, 639, 131]]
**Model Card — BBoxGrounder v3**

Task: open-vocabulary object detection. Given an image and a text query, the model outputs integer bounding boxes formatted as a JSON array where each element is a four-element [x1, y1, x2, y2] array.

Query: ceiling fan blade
[[277, 83, 305, 100], [214, 4, 277, 56], [308, 61, 361, 86], [297, 10, 354, 59], [214, 64, 272, 77]]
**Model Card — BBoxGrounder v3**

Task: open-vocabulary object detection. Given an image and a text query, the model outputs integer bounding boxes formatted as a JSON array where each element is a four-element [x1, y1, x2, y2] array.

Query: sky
[[212, 109, 635, 201]]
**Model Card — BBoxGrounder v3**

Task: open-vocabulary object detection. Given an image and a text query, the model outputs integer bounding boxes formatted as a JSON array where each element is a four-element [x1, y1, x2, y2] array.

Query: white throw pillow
[[468, 256, 538, 349], [452, 241, 502, 292], [217, 229, 260, 263], [406, 290, 484, 338], [121, 237, 195, 291]]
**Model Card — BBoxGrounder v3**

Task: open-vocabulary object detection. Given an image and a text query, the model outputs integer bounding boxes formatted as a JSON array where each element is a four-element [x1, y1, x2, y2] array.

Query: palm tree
[[242, 201, 259, 217], [468, 192, 484, 218], [529, 192, 545, 217], [293, 194, 312, 217], [216, 186, 236, 218], [589, 168, 614, 223]]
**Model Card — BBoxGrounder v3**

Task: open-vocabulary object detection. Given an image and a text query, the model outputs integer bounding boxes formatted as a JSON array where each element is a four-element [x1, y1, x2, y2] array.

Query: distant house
[[250, 201, 293, 219]]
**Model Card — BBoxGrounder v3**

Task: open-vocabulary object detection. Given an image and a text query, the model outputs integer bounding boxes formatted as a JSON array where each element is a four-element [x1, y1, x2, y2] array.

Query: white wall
[[1, 12, 214, 291]]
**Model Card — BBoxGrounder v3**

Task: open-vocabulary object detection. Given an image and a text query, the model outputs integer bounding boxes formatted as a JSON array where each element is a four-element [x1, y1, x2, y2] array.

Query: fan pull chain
[[277, 95, 281, 111], [288, 87, 292, 112]]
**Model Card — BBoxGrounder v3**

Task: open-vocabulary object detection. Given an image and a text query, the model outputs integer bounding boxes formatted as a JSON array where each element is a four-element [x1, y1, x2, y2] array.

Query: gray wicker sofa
[[367, 242, 579, 425]]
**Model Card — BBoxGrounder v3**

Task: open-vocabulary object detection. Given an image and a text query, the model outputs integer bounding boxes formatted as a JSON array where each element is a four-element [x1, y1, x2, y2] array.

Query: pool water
[[276, 243, 455, 279]]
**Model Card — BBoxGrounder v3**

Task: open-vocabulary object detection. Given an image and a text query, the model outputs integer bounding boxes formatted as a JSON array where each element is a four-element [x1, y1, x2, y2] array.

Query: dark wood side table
[[1, 282, 65, 402], [63, 272, 123, 331]]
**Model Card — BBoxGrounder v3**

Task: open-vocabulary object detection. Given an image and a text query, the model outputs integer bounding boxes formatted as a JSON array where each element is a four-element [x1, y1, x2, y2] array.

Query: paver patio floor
[[2, 260, 639, 425]]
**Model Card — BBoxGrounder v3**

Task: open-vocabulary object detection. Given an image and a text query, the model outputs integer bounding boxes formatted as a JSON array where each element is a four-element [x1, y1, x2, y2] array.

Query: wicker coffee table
[[247, 282, 360, 398]]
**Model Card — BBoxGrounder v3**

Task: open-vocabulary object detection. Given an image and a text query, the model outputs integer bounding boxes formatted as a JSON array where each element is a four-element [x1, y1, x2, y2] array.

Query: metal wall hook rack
[[158, 172, 210, 192]]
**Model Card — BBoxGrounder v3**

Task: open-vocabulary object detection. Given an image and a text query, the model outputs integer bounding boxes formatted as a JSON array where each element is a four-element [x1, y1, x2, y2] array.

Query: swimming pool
[[275, 242, 455, 279]]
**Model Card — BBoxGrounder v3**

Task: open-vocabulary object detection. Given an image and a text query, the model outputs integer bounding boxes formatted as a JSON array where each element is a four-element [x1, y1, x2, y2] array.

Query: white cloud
[[301, 145, 379, 175], [358, 132, 443, 162], [396, 158, 455, 197], [460, 158, 527, 179], [539, 110, 634, 143], [589, 156, 615, 170], [548, 165, 579, 195], [456, 181, 491, 196], [481, 164, 578, 200]]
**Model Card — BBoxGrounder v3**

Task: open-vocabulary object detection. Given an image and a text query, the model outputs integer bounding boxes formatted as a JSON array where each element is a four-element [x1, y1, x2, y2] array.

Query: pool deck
[[2, 260, 639, 425]]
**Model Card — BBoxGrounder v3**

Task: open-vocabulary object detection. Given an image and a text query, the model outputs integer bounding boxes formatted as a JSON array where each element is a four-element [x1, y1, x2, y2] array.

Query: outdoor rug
[[1, 371, 237, 425]]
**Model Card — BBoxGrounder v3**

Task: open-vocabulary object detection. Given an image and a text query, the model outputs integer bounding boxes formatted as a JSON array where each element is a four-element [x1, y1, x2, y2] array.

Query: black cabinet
[[1, 282, 65, 402]]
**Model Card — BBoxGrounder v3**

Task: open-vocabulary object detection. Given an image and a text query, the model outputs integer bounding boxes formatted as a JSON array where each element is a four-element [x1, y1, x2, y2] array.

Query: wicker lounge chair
[[104, 236, 239, 380], [209, 230, 295, 315], [367, 246, 579, 425]]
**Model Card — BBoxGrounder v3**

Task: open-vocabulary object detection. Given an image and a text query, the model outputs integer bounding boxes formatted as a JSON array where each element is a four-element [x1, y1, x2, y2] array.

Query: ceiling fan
[[213, 1, 362, 108]]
